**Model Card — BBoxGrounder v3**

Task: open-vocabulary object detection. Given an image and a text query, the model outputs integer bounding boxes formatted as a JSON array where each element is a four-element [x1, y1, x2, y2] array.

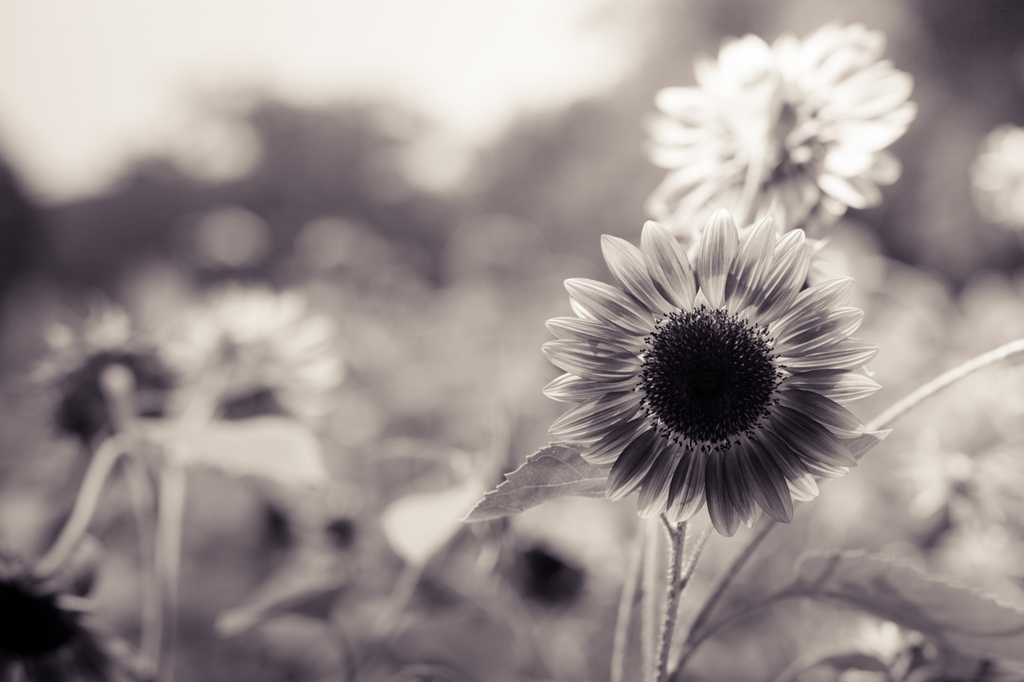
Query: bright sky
[[0, 0, 638, 203]]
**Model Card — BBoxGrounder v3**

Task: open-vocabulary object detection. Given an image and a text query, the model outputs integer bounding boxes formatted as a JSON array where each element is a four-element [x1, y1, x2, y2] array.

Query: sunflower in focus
[[542, 211, 881, 535], [645, 23, 916, 241], [160, 285, 343, 424]]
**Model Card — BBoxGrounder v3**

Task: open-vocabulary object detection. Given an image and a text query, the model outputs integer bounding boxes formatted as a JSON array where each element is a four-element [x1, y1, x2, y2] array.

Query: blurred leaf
[[141, 416, 328, 486], [785, 550, 1024, 663], [382, 476, 484, 566], [462, 443, 607, 522], [773, 651, 890, 682]]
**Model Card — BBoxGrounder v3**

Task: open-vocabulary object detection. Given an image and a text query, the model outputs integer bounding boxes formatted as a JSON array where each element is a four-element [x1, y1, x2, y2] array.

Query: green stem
[[655, 517, 686, 682], [611, 529, 645, 682], [35, 437, 126, 578]]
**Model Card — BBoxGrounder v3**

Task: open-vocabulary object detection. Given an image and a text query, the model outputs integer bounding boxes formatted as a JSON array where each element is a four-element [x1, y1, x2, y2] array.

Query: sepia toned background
[[2, 1, 1024, 680]]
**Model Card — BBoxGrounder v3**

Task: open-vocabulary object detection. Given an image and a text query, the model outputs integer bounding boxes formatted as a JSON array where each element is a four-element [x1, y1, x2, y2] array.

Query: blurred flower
[[511, 544, 585, 608], [542, 211, 880, 535], [971, 124, 1024, 229], [0, 558, 117, 682], [645, 22, 915, 241], [36, 301, 173, 445], [160, 284, 343, 424]]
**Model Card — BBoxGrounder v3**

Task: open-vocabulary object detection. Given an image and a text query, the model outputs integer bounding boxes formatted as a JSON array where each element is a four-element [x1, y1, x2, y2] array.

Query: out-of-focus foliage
[[3, 0, 1024, 681]]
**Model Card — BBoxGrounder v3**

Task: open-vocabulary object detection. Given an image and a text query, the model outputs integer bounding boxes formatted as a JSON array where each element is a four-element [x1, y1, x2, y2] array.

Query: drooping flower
[[645, 22, 916, 241], [970, 124, 1024, 230], [542, 210, 881, 535], [159, 284, 343, 424], [36, 301, 173, 445], [0, 559, 118, 682]]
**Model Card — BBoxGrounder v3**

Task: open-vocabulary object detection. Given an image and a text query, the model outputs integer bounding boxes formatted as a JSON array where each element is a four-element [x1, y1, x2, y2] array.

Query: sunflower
[[36, 301, 173, 445], [159, 284, 343, 424], [542, 211, 881, 535], [0, 560, 119, 682], [645, 22, 915, 241]]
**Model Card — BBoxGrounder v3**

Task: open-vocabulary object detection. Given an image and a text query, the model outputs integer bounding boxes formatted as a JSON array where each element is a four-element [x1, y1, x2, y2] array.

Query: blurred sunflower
[[542, 211, 881, 535], [645, 22, 915, 241], [160, 284, 343, 424], [36, 301, 173, 445], [970, 124, 1024, 230], [0, 558, 119, 682]]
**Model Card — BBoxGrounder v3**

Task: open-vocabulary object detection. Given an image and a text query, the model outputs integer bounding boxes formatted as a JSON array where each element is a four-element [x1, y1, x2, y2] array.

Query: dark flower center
[[640, 306, 781, 450], [0, 580, 76, 656]]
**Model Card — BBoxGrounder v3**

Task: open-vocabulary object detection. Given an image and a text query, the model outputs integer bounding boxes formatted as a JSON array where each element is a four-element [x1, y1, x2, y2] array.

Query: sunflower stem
[[864, 337, 1024, 432], [156, 460, 187, 682], [611, 529, 645, 682], [125, 455, 161, 679], [655, 516, 686, 682], [35, 436, 126, 578]]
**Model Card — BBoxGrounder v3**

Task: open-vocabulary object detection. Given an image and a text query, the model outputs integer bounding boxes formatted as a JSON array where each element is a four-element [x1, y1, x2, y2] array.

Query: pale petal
[[542, 339, 642, 382], [545, 317, 644, 351], [779, 337, 877, 372], [583, 417, 650, 467], [787, 473, 820, 502], [774, 307, 864, 356], [666, 447, 707, 523], [637, 443, 681, 518], [696, 209, 739, 308], [602, 235, 674, 314], [543, 373, 640, 403], [704, 452, 741, 536], [549, 391, 643, 440], [565, 279, 654, 334], [753, 230, 810, 323], [640, 221, 696, 310], [780, 369, 881, 405], [725, 216, 775, 310], [770, 278, 855, 331], [737, 438, 793, 523], [769, 405, 856, 468], [777, 388, 863, 438], [607, 428, 663, 500]]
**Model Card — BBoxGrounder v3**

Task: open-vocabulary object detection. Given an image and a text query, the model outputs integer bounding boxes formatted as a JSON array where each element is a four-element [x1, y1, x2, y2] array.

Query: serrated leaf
[[786, 550, 1024, 662], [141, 416, 329, 486], [461, 443, 608, 522]]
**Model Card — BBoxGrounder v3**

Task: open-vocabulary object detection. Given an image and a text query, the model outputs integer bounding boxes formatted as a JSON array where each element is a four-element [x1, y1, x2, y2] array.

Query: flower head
[[645, 22, 915, 241], [160, 284, 343, 423], [36, 301, 173, 445], [971, 124, 1024, 229], [542, 211, 881, 535], [0, 559, 117, 681]]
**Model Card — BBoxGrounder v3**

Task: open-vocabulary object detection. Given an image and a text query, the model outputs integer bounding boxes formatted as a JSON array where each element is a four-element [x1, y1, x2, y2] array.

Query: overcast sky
[[0, 0, 639, 203]]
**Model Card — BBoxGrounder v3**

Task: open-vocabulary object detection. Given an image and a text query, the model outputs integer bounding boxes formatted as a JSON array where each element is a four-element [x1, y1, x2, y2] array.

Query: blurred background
[[3, 0, 1024, 680]]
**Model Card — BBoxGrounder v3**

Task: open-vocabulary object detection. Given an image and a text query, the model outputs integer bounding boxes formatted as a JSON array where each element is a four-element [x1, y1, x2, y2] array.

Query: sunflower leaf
[[140, 416, 329, 486], [461, 443, 608, 522], [847, 429, 891, 460], [784, 549, 1024, 663]]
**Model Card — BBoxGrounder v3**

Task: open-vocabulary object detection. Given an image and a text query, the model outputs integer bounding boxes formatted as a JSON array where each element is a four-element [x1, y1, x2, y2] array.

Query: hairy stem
[[611, 529, 645, 682], [655, 517, 686, 682]]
